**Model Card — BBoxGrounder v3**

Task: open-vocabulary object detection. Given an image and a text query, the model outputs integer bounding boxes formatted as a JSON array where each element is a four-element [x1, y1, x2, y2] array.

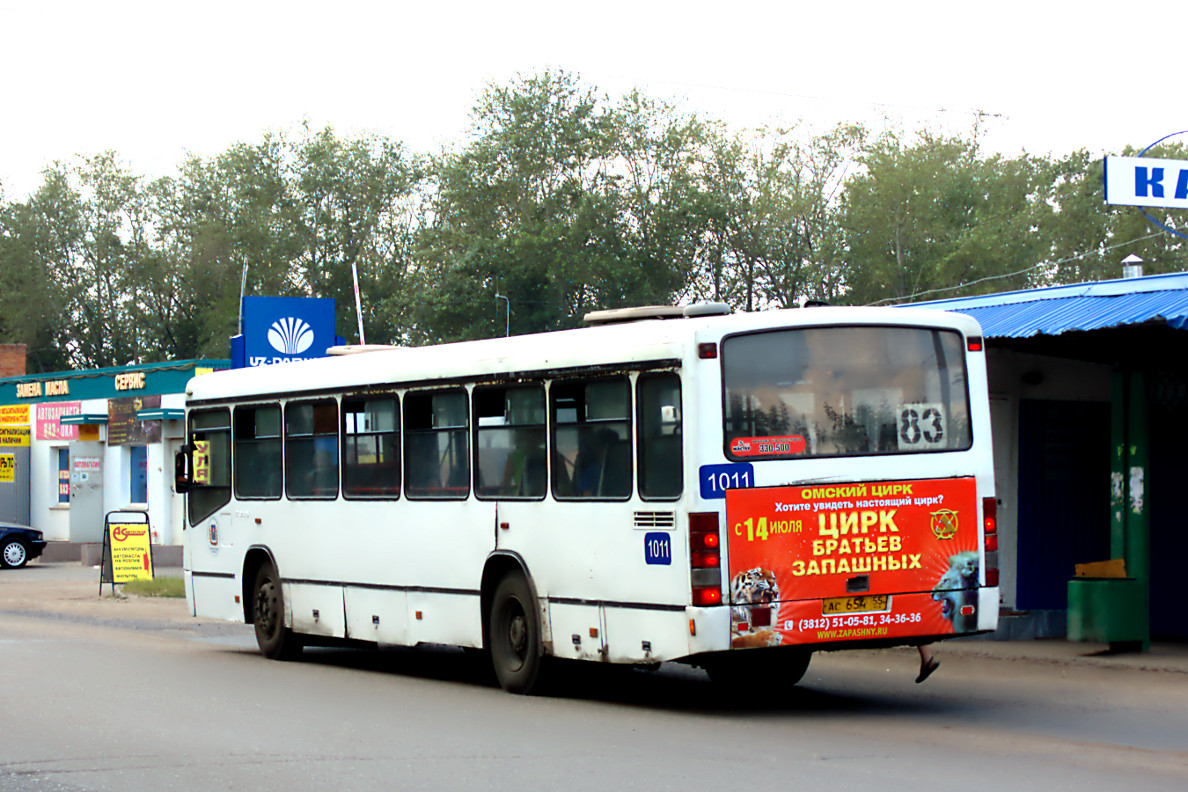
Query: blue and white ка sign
[[242, 296, 336, 367], [1104, 155, 1188, 210]]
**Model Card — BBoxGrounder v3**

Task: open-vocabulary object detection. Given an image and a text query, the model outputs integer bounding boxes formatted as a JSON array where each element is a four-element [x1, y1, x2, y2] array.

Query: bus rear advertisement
[[726, 475, 990, 649]]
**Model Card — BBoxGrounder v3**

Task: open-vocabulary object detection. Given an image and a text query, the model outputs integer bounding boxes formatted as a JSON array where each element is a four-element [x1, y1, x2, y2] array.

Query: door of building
[[68, 442, 105, 542], [1016, 400, 1110, 611]]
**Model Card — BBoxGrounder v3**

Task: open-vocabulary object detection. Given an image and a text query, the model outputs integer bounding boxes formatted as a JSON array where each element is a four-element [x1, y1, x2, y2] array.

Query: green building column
[[1067, 370, 1149, 650], [1124, 371, 1151, 650]]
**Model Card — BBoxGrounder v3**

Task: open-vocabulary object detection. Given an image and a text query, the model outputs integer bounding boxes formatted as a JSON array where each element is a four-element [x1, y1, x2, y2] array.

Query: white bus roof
[[187, 305, 982, 402]]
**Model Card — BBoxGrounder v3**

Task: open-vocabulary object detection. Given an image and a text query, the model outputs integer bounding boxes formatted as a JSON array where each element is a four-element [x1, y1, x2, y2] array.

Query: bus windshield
[[722, 325, 972, 460]]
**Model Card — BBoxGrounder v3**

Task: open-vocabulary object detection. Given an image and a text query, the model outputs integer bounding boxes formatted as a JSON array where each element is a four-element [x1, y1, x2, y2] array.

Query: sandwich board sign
[[99, 510, 154, 595]]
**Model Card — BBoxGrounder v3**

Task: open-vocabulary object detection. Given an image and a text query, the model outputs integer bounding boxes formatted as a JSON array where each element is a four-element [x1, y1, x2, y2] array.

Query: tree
[[0, 166, 84, 372], [695, 122, 865, 310], [416, 72, 714, 342], [838, 128, 1046, 305]]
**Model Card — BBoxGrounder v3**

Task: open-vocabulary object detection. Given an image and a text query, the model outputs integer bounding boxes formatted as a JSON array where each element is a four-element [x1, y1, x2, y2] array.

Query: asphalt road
[[1, 566, 1185, 791]]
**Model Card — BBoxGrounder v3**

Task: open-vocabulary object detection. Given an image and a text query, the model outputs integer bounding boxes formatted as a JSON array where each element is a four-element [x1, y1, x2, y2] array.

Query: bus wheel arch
[[481, 554, 548, 694], [243, 547, 304, 661], [241, 547, 277, 624]]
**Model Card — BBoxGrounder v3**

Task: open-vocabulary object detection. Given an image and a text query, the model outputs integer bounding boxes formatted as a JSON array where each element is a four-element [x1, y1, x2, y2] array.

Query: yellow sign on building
[[0, 426, 31, 446], [0, 405, 30, 425], [0, 454, 14, 483]]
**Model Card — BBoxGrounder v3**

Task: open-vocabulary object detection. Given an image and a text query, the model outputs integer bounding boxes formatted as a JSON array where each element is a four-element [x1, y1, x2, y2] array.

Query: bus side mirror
[[175, 443, 193, 494]]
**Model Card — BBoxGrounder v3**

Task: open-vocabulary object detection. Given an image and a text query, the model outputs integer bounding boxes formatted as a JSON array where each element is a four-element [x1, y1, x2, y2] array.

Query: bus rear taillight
[[689, 512, 723, 606], [983, 497, 999, 587]]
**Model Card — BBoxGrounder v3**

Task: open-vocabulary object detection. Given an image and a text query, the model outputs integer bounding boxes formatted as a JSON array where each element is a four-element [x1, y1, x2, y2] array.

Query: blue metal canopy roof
[[913, 271, 1188, 339]]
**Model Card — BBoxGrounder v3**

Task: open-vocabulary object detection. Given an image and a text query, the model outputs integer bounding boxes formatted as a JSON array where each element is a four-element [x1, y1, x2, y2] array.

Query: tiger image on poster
[[931, 551, 979, 633], [730, 567, 782, 648]]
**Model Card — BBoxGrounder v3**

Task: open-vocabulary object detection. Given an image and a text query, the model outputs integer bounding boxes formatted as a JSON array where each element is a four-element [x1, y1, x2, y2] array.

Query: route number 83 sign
[[896, 403, 946, 449]]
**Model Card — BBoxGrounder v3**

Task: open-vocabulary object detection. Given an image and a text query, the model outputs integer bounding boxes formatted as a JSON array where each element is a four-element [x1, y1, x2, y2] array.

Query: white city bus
[[177, 303, 998, 693]]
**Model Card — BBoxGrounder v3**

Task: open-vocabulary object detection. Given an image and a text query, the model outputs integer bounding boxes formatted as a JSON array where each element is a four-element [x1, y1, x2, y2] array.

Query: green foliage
[[120, 575, 186, 598], [2, 72, 1186, 369]]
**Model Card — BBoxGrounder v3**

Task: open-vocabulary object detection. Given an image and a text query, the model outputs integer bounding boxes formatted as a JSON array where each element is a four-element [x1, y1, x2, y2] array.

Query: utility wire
[[865, 230, 1169, 306]]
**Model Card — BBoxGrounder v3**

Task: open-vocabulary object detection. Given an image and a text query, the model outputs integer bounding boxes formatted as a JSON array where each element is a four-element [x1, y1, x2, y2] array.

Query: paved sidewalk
[[5, 562, 1186, 674]]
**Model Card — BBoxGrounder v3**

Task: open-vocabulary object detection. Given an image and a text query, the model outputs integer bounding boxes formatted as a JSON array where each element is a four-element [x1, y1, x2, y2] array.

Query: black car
[[1, 523, 46, 569]]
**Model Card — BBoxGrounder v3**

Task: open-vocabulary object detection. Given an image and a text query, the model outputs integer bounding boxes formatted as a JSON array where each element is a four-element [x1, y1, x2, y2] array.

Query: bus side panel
[[185, 508, 246, 623], [547, 601, 606, 661], [602, 607, 693, 664], [287, 582, 346, 638], [188, 572, 244, 624], [404, 591, 483, 648], [344, 587, 409, 644]]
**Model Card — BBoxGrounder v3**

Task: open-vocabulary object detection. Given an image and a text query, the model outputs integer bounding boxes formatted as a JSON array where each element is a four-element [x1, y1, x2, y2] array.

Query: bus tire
[[489, 573, 546, 694], [253, 562, 304, 661], [707, 648, 811, 689]]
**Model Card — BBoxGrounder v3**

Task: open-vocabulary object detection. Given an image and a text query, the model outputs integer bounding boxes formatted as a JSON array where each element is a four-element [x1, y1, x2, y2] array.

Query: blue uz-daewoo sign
[[241, 296, 337, 367]]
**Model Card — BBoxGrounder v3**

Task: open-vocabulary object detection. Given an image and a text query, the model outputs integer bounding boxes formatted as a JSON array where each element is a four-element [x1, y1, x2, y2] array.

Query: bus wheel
[[489, 574, 546, 694], [253, 563, 303, 661], [707, 648, 811, 689]]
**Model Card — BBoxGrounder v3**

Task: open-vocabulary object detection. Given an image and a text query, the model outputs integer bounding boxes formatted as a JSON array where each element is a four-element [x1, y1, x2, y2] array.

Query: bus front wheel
[[253, 563, 304, 661], [489, 574, 546, 694]]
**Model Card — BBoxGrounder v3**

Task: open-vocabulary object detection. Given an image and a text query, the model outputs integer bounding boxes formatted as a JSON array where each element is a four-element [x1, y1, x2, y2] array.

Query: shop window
[[56, 448, 70, 505], [129, 445, 148, 504]]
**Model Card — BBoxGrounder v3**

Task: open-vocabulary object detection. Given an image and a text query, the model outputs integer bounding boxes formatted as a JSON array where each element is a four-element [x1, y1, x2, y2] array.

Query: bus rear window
[[722, 326, 972, 460]]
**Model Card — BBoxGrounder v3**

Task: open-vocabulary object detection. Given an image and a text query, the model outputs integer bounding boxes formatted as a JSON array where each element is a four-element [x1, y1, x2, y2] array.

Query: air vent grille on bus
[[634, 511, 676, 529]]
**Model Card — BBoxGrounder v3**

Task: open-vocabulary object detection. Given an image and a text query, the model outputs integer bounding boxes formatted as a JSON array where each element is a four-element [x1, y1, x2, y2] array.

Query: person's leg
[[916, 644, 939, 683]]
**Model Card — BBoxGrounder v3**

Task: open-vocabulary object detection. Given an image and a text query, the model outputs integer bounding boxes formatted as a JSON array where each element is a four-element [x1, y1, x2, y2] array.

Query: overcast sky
[[1, 0, 1185, 201]]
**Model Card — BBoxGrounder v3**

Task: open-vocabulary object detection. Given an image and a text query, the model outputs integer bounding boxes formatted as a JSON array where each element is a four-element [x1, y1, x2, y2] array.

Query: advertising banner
[[0, 426, 30, 446], [240, 296, 336, 367], [1104, 155, 1188, 210], [36, 402, 81, 440], [0, 453, 14, 483], [0, 405, 30, 425], [107, 396, 161, 446], [725, 477, 980, 648], [104, 513, 154, 584]]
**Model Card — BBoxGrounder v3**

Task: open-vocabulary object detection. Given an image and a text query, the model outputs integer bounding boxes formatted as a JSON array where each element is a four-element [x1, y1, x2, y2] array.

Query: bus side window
[[637, 373, 682, 499], [234, 404, 282, 499], [188, 408, 231, 524], [342, 396, 400, 498], [404, 389, 469, 499], [551, 378, 631, 500], [285, 399, 339, 499], [474, 384, 546, 499]]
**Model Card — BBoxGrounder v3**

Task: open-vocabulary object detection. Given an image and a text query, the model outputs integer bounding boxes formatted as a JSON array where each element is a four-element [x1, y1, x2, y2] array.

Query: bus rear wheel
[[489, 574, 547, 694], [706, 648, 812, 690], [253, 563, 303, 661]]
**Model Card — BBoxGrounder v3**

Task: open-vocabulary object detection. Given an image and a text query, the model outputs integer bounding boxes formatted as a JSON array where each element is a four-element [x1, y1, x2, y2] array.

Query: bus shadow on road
[[286, 644, 951, 717]]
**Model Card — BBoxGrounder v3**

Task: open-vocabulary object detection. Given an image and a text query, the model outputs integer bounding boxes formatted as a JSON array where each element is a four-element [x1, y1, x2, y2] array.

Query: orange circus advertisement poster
[[725, 477, 981, 648]]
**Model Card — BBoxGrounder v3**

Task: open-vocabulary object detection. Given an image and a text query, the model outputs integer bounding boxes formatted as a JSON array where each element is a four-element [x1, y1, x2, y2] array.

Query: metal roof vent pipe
[[1122, 254, 1144, 279]]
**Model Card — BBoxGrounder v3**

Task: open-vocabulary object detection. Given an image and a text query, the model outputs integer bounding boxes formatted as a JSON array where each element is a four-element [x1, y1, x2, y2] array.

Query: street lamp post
[[494, 293, 510, 337]]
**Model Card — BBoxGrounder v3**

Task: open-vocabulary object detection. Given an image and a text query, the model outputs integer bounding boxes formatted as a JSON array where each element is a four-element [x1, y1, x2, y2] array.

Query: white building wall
[[24, 394, 187, 546]]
